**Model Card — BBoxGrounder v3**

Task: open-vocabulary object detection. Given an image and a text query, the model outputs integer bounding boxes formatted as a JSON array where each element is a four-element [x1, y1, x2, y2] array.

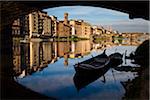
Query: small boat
[[73, 51, 124, 91], [108, 52, 123, 67], [74, 49, 110, 72]]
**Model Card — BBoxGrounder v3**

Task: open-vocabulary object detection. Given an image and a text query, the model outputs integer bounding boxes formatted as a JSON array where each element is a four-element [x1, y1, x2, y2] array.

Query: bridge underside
[[1, 1, 149, 31]]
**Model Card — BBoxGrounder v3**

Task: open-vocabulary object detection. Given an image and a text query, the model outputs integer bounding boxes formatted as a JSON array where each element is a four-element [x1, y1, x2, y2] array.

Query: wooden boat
[[73, 50, 124, 91], [108, 52, 123, 67], [74, 49, 110, 72]]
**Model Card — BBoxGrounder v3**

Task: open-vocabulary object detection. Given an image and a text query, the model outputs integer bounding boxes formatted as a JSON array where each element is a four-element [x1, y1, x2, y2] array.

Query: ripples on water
[[13, 40, 141, 99]]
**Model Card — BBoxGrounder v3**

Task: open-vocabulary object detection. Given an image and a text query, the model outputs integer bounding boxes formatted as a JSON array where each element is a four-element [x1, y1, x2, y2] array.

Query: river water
[[12, 39, 142, 100]]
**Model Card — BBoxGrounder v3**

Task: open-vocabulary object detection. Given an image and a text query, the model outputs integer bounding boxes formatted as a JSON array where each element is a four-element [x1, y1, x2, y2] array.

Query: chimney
[[64, 12, 68, 25]]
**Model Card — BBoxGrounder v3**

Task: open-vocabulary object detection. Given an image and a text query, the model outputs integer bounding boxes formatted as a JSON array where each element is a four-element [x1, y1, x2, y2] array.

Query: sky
[[43, 6, 150, 33]]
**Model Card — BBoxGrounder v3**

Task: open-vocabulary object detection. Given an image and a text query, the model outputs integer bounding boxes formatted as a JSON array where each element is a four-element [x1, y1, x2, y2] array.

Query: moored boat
[[74, 49, 110, 72], [109, 52, 123, 67], [73, 51, 124, 91]]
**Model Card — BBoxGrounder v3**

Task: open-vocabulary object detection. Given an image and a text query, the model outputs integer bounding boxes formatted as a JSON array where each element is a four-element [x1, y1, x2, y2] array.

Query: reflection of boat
[[114, 65, 140, 72], [74, 49, 110, 72], [120, 80, 132, 92], [73, 64, 110, 91]]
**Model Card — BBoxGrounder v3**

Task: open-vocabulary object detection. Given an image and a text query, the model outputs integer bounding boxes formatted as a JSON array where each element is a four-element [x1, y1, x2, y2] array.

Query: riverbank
[[54, 36, 89, 42], [13, 36, 90, 42], [122, 67, 149, 100], [122, 40, 149, 100]]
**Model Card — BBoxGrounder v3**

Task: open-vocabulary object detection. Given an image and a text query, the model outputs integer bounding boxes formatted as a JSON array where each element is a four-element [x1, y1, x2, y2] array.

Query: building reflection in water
[[13, 41, 30, 78], [12, 37, 147, 78]]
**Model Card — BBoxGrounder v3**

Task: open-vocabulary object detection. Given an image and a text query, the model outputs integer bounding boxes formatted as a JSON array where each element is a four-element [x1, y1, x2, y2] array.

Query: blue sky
[[43, 6, 149, 33]]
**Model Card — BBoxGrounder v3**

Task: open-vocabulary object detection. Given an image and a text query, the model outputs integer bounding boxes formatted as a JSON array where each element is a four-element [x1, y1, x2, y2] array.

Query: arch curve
[[1, 1, 149, 31]]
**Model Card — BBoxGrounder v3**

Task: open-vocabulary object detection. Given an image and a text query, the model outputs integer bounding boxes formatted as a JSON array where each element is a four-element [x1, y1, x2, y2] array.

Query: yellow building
[[69, 20, 82, 37], [29, 11, 39, 38], [29, 11, 52, 38], [50, 15, 58, 37], [81, 22, 92, 39], [92, 26, 103, 35], [70, 20, 92, 39], [38, 11, 52, 36]]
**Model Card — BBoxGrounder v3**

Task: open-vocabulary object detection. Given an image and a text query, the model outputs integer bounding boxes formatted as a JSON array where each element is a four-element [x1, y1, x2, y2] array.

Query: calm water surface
[[13, 40, 141, 100]]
